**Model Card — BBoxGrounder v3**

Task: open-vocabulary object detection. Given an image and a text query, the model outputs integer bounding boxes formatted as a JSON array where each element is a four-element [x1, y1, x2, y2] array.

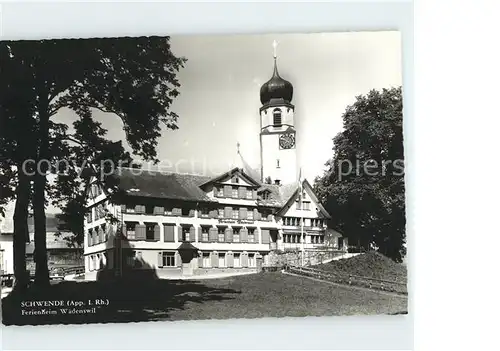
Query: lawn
[[2, 272, 407, 325], [168, 273, 407, 321]]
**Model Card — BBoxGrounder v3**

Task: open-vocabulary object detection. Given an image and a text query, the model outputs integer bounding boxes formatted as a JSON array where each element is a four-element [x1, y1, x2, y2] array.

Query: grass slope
[[316, 252, 407, 283]]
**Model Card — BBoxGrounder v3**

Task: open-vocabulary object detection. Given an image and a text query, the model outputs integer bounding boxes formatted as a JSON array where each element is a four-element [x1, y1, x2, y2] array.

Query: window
[[181, 208, 190, 216], [248, 228, 255, 243], [102, 224, 108, 241], [246, 190, 253, 199], [218, 228, 225, 242], [126, 222, 136, 240], [200, 208, 210, 217], [203, 253, 211, 268], [216, 187, 224, 197], [126, 204, 135, 213], [232, 209, 239, 219], [232, 176, 239, 184], [273, 108, 282, 126], [146, 223, 155, 240], [248, 253, 256, 267], [162, 252, 175, 267], [218, 208, 224, 218], [164, 207, 172, 215], [234, 253, 241, 268], [303, 201, 311, 211], [232, 188, 238, 198], [218, 253, 226, 268], [296, 200, 301, 210], [145, 205, 154, 214], [201, 227, 209, 242], [247, 211, 254, 220], [261, 192, 270, 200], [276, 159, 280, 168], [233, 228, 240, 243], [182, 227, 190, 242], [126, 251, 135, 267]]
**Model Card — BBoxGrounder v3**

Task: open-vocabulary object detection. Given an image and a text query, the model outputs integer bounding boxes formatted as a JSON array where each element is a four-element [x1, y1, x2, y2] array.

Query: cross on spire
[[236, 141, 240, 154]]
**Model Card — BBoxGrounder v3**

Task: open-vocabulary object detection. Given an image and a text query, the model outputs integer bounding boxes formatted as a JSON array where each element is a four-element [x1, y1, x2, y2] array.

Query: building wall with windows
[[82, 167, 336, 279]]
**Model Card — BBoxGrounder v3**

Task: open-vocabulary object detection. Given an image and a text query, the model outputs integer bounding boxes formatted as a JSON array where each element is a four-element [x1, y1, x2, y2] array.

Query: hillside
[[316, 251, 407, 283]]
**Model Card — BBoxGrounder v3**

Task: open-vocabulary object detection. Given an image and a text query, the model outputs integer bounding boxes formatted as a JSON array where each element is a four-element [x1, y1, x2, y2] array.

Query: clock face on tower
[[279, 133, 296, 149]]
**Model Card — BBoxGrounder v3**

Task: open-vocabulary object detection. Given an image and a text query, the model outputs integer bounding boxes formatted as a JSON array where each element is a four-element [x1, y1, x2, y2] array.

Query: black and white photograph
[[0, 31, 407, 326]]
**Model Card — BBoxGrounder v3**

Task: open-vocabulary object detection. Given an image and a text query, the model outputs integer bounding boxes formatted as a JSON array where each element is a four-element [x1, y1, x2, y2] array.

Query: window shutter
[[239, 207, 247, 220], [121, 224, 127, 238], [254, 209, 261, 221], [158, 252, 163, 268], [238, 186, 246, 199], [240, 228, 248, 242], [223, 185, 232, 197], [173, 208, 181, 216], [178, 226, 183, 242], [267, 214, 273, 221], [226, 252, 234, 268], [175, 252, 182, 267], [98, 227, 104, 243], [224, 206, 232, 218], [209, 227, 217, 242], [135, 224, 146, 240], [241, 252, 249, 267], [211, 252, 219, 268], [213, 187, 219, 198], [164, 224, 174, 242], [120, 204, 126, 212], [188, 209, 195, 217], [189, 226, 196, 241], [153, 206, 164, 215], [261, 229, 270, 244], [252, 190, 257, 200], [209, 210, 217, 218], [135, 205, 143, 214], [225, 227, 233, 242], [198, 254, 203, 268], [198, 226, 203, 242], [154, 225, 160, 241], [92, 229, 97, 245]]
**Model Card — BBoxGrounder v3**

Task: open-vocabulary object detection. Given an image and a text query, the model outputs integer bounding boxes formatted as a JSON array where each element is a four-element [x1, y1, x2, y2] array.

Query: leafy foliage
[[0, 37, 186, 282], [314, 87, 406, 262]]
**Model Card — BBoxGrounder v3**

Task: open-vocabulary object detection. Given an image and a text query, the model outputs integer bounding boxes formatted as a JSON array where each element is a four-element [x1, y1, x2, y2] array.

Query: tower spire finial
[[236, 141, 240, 155], [272, 40, 278, 59]]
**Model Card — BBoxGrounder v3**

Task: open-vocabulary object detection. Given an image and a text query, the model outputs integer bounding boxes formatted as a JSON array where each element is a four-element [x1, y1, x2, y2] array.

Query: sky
[[53, 30, 402, 188]]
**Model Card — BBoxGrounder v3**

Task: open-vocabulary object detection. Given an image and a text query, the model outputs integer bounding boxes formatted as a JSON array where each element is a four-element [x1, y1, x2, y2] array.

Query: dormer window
[[273, 108, 282, 127]]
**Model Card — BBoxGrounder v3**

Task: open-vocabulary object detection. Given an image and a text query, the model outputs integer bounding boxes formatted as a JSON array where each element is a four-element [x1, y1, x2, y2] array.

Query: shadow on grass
[[2, 273, 240, 325], [2, 232, 241, 325]]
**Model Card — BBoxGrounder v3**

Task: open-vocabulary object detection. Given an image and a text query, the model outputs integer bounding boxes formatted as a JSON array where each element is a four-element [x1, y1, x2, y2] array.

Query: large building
[[83, 49, 344, 280]]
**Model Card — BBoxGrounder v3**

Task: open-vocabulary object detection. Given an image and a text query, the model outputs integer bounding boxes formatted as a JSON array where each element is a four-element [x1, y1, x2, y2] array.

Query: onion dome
[[260, 58, 294, 105]]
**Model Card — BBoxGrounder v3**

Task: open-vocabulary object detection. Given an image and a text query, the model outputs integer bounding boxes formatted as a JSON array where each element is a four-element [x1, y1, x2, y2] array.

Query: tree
[[0, 37, 186, 286], [314, 87, 405, 262]]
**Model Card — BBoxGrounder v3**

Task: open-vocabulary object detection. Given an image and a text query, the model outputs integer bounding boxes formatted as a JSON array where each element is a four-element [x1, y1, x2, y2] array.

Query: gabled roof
[[199, 167, 261, 188], [115, 168, 213, 202], [275, 179, 332, 219]]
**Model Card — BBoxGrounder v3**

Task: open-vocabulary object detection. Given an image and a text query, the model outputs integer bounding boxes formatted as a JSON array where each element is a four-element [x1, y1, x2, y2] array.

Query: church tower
[[259, 41, 297, 185]]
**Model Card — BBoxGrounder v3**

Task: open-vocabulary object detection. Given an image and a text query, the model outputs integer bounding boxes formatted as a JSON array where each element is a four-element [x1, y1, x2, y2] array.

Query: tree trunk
[[12, 167, 30, 291], [33, 94, 50, 287]]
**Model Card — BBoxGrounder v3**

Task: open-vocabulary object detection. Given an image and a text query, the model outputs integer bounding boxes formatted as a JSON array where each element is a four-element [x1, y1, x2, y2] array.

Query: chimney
[[274, 179, 281, 186]]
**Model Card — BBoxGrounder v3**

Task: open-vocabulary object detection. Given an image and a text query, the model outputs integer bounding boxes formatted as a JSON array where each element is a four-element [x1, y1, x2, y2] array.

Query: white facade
[[260, 105, 298, 185]]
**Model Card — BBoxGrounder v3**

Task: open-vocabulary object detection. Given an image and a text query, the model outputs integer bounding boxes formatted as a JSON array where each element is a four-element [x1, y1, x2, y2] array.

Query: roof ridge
[[117, 167, 212, 178]]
